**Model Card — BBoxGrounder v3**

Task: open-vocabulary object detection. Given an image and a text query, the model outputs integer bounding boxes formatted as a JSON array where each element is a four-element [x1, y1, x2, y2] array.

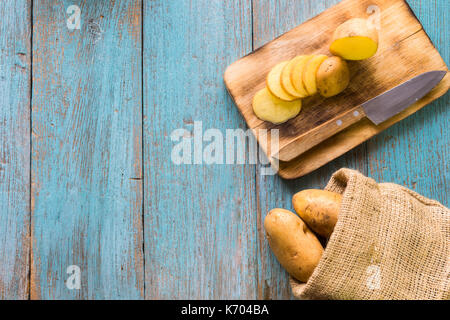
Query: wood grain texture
[[0, 0, 31, 300], [143, 0, 258, 299], [31, 0, 144, 299], [252, 0, 367, 299], [225, 0, 449, 179], [368, 0, 449, 207], [0, 0, 447, 300]]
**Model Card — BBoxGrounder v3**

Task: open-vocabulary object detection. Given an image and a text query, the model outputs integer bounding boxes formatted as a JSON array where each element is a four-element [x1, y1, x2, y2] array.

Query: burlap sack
[[290, 169, 449, 300]]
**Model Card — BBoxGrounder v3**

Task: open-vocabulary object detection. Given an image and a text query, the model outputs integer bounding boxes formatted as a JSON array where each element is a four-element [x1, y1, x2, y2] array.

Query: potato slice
[[267, 61, 297, 101], [280, 57, 307, 98], [303, 54, 328, 95], [290, 55, 312, 97], [316, 56, 350, 98], [253, 88, 301, 124], [330, 18, 379, 60]]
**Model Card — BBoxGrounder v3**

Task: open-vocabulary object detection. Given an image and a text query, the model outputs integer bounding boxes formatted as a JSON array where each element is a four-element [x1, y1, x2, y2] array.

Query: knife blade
[[274, 70, 447, 162], [362, 71, 447, 125]]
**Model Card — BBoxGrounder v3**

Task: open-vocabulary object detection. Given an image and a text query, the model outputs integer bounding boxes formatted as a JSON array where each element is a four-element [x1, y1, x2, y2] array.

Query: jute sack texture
[[290, 169, 449, 300]]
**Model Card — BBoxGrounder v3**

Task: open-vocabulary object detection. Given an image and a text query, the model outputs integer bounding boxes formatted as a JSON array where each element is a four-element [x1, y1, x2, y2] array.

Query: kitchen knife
[[275, 70, 447, 162]]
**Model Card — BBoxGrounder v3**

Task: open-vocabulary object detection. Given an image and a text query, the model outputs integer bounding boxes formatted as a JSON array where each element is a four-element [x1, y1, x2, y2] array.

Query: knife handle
[[275, 106, 367, 162]]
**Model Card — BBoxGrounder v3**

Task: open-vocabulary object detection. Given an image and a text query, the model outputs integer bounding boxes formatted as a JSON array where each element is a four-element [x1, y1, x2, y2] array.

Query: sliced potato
[[281, 56, 308, 98], [290, 55, 312, 97], [316, 56, 350, 98], [267, 61, 297, 101], [252, 88, 301, 124], [330, 18, 379, 60], [302, 54, 328, 95]]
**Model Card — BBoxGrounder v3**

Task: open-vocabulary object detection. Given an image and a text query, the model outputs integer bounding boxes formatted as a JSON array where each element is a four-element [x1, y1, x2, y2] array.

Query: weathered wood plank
[[143, 0, 257, 299], [31, 0, 144, 299], [368, 0, 449, 206], [252, 0, 368, 299], [0, 0, 31, 300]]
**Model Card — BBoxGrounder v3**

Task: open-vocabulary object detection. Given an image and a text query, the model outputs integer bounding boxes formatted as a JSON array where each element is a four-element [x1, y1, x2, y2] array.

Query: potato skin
[[332, 18, 378, 43], [317, 56, 350, 98], [293, 190, 342, 238], [264, 208, 324, 282]]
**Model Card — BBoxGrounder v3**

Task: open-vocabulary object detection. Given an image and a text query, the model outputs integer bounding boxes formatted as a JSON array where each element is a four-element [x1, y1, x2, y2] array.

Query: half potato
[[330, 18, 379, 60]]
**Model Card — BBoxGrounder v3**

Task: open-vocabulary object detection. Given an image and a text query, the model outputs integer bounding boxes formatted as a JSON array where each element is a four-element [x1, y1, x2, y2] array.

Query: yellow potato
[[302, 55, 328, 95], [316, 56, 350, 98], [281, 56, 308, 98], [330, 18, 379, 60], [266, 61, 297, 101], [290, 55, 312, 97], [252, 87, 301, 124], [264, 208, 323, 282], [292, 189, 342, 238]]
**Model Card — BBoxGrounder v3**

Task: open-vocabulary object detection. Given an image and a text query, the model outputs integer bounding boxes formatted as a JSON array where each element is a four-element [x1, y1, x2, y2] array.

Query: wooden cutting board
[[224, 0, 449, 179]]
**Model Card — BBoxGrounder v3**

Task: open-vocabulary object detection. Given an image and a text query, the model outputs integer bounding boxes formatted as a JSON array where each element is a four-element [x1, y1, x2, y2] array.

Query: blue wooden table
[[0, 0, 448, 299]]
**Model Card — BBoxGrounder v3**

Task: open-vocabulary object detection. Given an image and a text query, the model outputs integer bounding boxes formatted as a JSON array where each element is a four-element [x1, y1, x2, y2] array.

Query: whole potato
[[293, 190, 342, 238], [264, 208, 324, 282], [317, 56, 350, 98]]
